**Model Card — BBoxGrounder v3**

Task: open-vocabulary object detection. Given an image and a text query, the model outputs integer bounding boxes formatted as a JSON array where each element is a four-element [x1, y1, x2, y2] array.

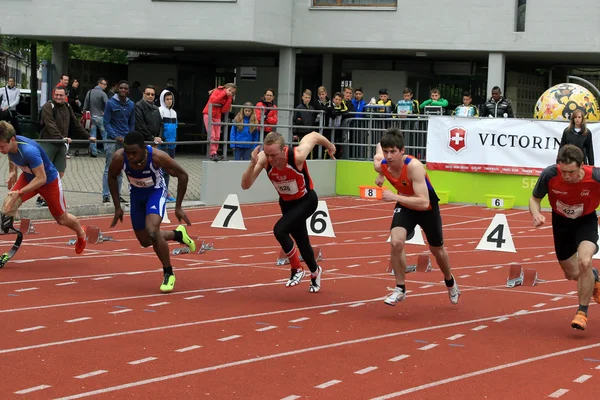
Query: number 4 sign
[[211, 194, 247, 230], [307, 201, 336, 238], [475, 213, 516, 253]]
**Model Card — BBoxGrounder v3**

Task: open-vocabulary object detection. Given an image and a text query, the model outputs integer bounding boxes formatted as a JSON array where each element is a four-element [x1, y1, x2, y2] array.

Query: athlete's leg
[[287, 192, 319, 273], [389, 226, 409, 286]]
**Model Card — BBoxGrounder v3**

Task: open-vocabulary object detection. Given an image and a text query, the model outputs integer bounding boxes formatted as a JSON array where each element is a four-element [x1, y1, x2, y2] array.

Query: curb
[[17, 200, 206, 221]]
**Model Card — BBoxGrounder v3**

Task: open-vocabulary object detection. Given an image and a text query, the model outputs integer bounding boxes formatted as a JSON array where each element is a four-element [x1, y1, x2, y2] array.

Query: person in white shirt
[[0, 77, 20, 134]]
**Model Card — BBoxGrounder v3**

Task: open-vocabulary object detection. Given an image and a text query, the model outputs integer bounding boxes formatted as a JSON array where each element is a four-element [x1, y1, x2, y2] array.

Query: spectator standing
[[135, 85, 163, 144], [159, 89, 179, 201], [420, 88, 449, 115], [480, 86, 514, 118], [452, 92, 479, 117], [230, 102, 259, 161], [203, 83, 236, 162], [0, 77, 20, 134], [255, 88, 278, 136], [83, 77, 109, 157], [559, 109, 594, 165]]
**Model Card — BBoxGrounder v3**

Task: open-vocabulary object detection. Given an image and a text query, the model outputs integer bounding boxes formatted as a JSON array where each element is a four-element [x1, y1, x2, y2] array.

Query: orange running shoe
[[571, 311, 588, 331], [593, 281, 600, 304], [75, 227, 87, 254]]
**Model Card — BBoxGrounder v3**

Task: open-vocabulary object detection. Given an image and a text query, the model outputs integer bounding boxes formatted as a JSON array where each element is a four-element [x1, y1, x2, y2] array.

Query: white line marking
[[567, 291, 578, 295], [217, 289, 236, 294], [514, 310, 529, 315], [532, 303, 546, 308], [16, 326, 45, 332], [327, 268, 339, 272], [348, 303, 365, 308], [492, 266, 503, 270], [522, 258, 532, 261], [14, 385, 51, 394], [126, 271, 145, 275], [15, 287, 38, 292], [362, 237, 372, 240], [280, 396, 301, 400], [419, 285, 433, 289], [471, 325, 487, 331], [418, 344, 438, 350], [239, 255, 254, 258], [65, 317, 92, 323], [256, 326, 277, 332], [320, 310, 339, 315], [315, 380, 342, 389], [547, 389, 569, 398], [573, 374, 592, 383], [596, 365, 600, 370], [289, 317, 310, 323], [535, 255, 545, 258], [175, 345, 202, 353], [127, 357, 157, 365], [344, 239, 355, 243], [494, 317, 509, 323], [355, 366, 378, 375], [550, 297, 564, 301], [347, 264, 360, 268], [263, 251, 276, 255], [108, 309, 132, 315], [56, 282, 77, 286], [147, 302, 170, 307], [458, 275, 470, 278], [475, 270, 487, 274], [217, 335, 241, 342], [389, 354, 410, 362], [75, 370, 108, 379], [215, 258, 230, 262], [184, 295, 204, 300], [446, 334, 464, 341], [92, 277, 112, 281], [368, 261, 379, 264]]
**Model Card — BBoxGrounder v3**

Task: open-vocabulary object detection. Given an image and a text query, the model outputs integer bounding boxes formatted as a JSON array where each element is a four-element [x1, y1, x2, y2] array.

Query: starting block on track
[[276, 247, 322, 266], [172, 240, 214, 256], [69, 226, 113, 245], [506, 264, 542, 287], [19, 218, 37, 234], [389, 254, 432, 274]]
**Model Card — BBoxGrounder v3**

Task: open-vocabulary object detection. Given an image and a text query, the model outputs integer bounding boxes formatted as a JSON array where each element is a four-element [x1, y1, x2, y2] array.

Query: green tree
[[36, 42, 127, 64]]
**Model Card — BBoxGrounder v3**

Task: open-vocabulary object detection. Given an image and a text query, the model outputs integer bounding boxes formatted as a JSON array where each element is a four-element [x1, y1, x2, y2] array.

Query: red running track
[[0, 197, 599, 399]]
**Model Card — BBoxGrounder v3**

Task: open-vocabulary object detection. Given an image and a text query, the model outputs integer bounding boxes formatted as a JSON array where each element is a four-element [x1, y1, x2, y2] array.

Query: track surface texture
[[1, 197, 598, 399]]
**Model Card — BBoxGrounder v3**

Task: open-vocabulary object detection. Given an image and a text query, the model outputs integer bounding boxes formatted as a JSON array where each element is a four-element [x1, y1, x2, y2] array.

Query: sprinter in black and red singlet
[[373, 128, 460, 307], [241, 131, 336, 293], [530, 144, 600, 331]]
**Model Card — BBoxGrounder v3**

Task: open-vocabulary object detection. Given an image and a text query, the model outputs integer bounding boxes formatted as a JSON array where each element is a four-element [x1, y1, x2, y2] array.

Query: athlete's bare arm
[[382, 159, 430, 210], [529, 196, 546, 227], [295, 131, 336, 168], [153, 149, 189, 210], [108, 149, 125, 210], [373, 144, 385, 187], [241, 145, 268, 190]]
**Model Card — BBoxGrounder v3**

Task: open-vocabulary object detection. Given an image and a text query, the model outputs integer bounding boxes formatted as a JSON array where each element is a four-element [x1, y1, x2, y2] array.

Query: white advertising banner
[[426, 116, 600, 176]]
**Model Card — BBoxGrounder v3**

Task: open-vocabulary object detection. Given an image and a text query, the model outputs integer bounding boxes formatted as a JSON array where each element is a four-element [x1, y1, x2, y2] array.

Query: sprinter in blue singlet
[[107, 131, 195, 293]]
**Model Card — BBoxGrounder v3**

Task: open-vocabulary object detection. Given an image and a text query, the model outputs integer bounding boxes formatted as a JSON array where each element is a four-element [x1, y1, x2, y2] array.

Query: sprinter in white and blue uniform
[[107, 131, 195, 293]]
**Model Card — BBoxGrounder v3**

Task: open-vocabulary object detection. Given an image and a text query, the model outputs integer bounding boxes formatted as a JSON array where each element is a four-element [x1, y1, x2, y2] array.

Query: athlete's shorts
[[14, 174, 66, 218], [390, 201, 444, 247], [552, 211, 599, 261], [129, 188, 167, 231]]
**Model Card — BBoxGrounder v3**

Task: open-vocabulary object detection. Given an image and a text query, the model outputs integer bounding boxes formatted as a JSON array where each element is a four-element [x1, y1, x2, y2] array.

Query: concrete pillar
[[322, 54, 333, 93], [486, 52, 506, 97], [277, 47, 296, 142], [51, 41, 69, 86]]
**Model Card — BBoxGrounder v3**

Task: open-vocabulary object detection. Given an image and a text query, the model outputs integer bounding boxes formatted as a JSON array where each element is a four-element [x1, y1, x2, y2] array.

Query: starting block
[[19, 218, 37, 234], [389, 255, 432, 274], [172, 240, 214, 256], [276, 247, 322, 266], [506, 264, 542, 287], [85, 226, 113, 244]]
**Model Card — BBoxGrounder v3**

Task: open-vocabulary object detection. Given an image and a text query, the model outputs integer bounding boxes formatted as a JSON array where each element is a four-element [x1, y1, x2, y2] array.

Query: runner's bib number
[[556, 199, 584, 219], [274, 179, 299, 195], [127, 176, 154, 188]]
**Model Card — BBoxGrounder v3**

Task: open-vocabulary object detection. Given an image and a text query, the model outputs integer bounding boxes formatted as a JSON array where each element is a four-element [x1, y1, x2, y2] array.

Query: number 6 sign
[[307, 201, 336, 237]]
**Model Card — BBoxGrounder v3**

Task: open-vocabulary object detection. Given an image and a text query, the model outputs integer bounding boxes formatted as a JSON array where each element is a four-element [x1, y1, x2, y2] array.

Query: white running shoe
[[447, 279, 461, 305], [384, 287, 406, 306], [286, 269, 305, 287], [309, 266, 322, 293]]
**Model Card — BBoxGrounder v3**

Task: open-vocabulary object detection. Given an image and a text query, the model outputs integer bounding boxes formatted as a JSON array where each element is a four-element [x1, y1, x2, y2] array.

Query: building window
[[516, 0, 526, 32], [312, 0, 397, 8]]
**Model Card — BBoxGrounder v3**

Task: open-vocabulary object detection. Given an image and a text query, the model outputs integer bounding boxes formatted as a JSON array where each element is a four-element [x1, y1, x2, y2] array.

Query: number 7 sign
[[307, 201, 336, 238], [211, 194, 247, 230]]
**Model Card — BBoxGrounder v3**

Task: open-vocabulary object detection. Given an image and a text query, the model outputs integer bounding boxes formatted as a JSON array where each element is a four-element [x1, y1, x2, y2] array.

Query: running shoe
[[384, 287, 406, 306], [176, 225, 196, 253], [286, 268, 305, 287], [309, 266, 322, 293], [160, 274, 176, 293], [571, 311, 587, 331]]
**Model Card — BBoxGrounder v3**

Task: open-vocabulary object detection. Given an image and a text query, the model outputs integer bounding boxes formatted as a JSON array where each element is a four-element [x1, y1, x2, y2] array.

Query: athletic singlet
[[381, 155, 437, 210], [533, 164, 600, 219], [123, 145, 166, 192], [266, 146, 313, 201]]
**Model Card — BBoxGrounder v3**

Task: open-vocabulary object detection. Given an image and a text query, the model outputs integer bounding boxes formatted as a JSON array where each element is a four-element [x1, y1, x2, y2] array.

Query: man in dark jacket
[[135, 85, 163, 143], [480, 86, 514, 118]]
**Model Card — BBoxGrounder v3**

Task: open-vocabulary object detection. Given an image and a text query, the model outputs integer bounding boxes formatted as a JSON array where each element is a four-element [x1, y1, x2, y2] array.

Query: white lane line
[[92, 277, 112, 281], [547, 389, 569, 398], [355, 366, 378, 375], [567, 291, 578, 295], [17, 326, 45, 332], [471, 325, 487, 331], [348, 303, 365, 308], [127, 357, 157, 365], [108, 309, 132, 315], [550, 297, 564, 301], [15, 287, 38, 292], [217, 335, 241, 342], [280, 396, 301, 400], [256, 326, 277, 332], [418, 344, 438, 350], [532, 303, 546, 308], [573, 374, 592, 383], [446, 334, 464, 341], [389, 354, 410, 362], [263, 251, 276, 255], [327, 268, 339, 272], [362, 237, 373, 240], [239, 255, 254, 258], [14, 385, 51, 394], [147, 302, 170, 307], [475, 271, 487, 274], [289, 317, 310, 323], [175, 345, 202, 353], [368, 261, 379, 264], [458, 275, 470, 278], [514, 310, 529, 315], [65, 317, 92, 323], [215, 258, 230, 262], [347, 264, 360, 268], [75, 370, 108, 379], [419, 285, 433, 289], [56, 282, 77, 286], [493, 317, 509, 323], [184, 295, 204, 300], [315, 380, 342, 389], [320, 310, 339, 315], [345, 239, 355, 243], [217, 289, 236, 294]]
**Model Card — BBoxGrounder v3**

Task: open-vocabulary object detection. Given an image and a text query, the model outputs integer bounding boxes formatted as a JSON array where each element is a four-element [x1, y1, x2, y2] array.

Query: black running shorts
[[552, 210, 599, 261], [390, 202, 444, 247]]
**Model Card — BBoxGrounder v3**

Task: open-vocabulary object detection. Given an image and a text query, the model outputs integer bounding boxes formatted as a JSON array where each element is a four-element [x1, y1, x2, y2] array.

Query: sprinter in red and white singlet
[[530, 144, 600, 331], [241, 131, 336, 293]]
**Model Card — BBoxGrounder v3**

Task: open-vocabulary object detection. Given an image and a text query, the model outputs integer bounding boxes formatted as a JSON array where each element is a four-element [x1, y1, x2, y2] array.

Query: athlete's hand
[[5, 172, 17, 190], [175, 207, 192, 226], [532, 213, 546, 227], [326, 144, 336, 160], [250, 145, 261, 166], [110, 207, 123, 228], [375, 174, 385, 188], [382, 189, 397, 202]]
